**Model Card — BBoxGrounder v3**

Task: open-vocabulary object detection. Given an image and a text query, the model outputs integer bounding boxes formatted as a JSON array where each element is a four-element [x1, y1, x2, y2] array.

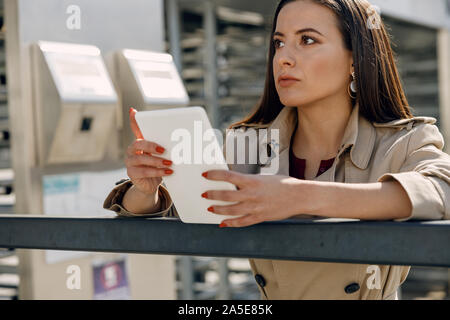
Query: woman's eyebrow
[[273, 28, 324, 37]]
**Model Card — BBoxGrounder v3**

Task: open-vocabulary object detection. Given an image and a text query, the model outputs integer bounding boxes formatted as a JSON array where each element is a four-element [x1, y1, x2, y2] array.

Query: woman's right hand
[[126, 108, 174, 196]]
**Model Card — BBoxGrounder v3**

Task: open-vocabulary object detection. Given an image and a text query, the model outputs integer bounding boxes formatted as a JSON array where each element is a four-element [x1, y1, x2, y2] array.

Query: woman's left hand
[[201, 169, 309, 227]]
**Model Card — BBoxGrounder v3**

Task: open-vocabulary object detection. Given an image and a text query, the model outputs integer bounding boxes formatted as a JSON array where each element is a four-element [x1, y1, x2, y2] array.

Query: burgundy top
[[289, 124, 335, 180]]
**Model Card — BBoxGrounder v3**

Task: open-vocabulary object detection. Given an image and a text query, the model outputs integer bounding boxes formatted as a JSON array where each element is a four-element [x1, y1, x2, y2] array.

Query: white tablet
[[135, 106, 241, 224]]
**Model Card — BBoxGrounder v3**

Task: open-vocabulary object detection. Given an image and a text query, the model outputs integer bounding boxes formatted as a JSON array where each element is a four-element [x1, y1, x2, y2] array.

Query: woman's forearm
[[122, 185, 162, 214], [301, 180, 412, 220]]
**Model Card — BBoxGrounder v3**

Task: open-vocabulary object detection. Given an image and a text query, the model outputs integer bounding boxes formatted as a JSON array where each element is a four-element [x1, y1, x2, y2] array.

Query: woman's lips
[[279, 79, 299, 87]]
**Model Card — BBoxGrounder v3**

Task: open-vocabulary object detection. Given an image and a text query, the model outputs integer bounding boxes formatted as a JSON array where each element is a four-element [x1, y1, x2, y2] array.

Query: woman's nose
[[276, 48, 296, 67]]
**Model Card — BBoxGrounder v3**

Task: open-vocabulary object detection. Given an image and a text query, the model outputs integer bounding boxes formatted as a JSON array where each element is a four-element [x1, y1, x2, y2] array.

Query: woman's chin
[[279, 96, 307, 107]]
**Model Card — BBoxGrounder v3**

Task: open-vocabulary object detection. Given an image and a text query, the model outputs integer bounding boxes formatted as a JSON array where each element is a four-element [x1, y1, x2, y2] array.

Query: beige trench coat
[[103, 102, 450, 300]]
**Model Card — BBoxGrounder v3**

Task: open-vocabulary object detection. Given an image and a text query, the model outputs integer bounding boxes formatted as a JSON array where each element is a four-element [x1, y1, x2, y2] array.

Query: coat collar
[[258, 102, 376, 170]]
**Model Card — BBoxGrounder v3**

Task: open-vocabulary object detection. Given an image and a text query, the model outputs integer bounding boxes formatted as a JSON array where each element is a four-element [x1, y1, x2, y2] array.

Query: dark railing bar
[[0, 215, 449, 267]]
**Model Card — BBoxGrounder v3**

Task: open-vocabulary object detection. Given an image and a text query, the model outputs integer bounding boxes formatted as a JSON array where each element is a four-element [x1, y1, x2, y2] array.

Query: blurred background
[[0, 0, 449, 300]]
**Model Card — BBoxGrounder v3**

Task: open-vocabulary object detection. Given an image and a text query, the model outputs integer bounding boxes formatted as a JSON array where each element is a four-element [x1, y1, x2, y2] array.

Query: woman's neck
[[293, 95, 353, 159]]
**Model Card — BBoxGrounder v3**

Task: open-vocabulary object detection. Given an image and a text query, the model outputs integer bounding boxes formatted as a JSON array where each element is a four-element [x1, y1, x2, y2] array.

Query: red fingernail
[[207, 206, 214, 213], [163, 160, 172, 166], [201, 192, 208, 198], [219, 222, 227, 228], [156, 146, 165, 154], [202, 172, 208, 178], [165, 169, 173, 175], [129, 107, 133, 114]]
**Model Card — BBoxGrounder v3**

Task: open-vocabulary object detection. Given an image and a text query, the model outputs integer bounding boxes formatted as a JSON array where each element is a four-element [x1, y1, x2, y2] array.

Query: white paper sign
[[43, 168, 127, 264]]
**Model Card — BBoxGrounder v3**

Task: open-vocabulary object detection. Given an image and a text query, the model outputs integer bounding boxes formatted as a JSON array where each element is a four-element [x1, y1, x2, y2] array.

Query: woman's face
[[273, 0, 353, 107]]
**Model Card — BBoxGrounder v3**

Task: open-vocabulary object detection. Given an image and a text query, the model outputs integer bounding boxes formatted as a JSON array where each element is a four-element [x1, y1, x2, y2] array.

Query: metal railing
[[0, 214, 449, 267]]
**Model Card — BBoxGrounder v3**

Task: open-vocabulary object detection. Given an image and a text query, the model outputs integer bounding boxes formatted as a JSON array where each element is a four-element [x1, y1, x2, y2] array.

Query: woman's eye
[[302, 36, 316, 45], [273, 36, 316, 49], [273, 39, 284, 49]]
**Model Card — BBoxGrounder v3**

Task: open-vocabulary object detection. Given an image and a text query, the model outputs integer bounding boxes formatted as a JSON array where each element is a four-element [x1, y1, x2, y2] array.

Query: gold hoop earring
[[348, 72, 357, 99]]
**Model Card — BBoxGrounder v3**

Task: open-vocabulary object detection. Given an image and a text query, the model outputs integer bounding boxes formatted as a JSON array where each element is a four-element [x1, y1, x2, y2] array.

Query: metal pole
[[166, 0, 195, 300], [1, 216, 450, 267], [166, 0, 183, 73], [438, 28, 450, 154], [179, 256, 195, 299], [4, 0, 42, 299], [217, 257, 231, 299], [203, 0, 219, 129]]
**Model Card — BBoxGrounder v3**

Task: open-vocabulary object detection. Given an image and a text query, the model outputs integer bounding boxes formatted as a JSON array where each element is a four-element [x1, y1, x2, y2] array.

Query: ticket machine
[[31, 41, 120, 166], [115, 49, 189, 150]]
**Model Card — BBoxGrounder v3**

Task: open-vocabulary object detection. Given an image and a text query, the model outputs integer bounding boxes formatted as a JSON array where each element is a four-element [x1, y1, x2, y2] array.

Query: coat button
[[344, 282, 360, 294], [254, 274, 266, 288]]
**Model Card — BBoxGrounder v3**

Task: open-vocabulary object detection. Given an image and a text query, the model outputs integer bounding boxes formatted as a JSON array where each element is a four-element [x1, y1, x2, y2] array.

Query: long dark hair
[[228, 0, 413, 129]]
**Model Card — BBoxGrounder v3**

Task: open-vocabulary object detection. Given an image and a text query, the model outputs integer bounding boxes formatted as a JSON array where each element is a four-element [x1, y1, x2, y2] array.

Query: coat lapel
[[258, 102, 377, 179]]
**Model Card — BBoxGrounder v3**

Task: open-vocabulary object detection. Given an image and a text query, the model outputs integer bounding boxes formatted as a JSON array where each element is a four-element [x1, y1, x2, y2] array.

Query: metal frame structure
[[0, 215, 450, 267]]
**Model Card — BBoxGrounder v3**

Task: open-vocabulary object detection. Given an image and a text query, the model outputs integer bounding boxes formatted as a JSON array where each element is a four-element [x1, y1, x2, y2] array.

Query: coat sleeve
[[102, 179, 180, 218], [377, 123, 450, 221]]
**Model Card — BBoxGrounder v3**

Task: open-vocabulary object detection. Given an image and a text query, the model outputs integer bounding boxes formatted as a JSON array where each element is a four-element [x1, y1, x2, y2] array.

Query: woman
[[103, 0, 450, 299]]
